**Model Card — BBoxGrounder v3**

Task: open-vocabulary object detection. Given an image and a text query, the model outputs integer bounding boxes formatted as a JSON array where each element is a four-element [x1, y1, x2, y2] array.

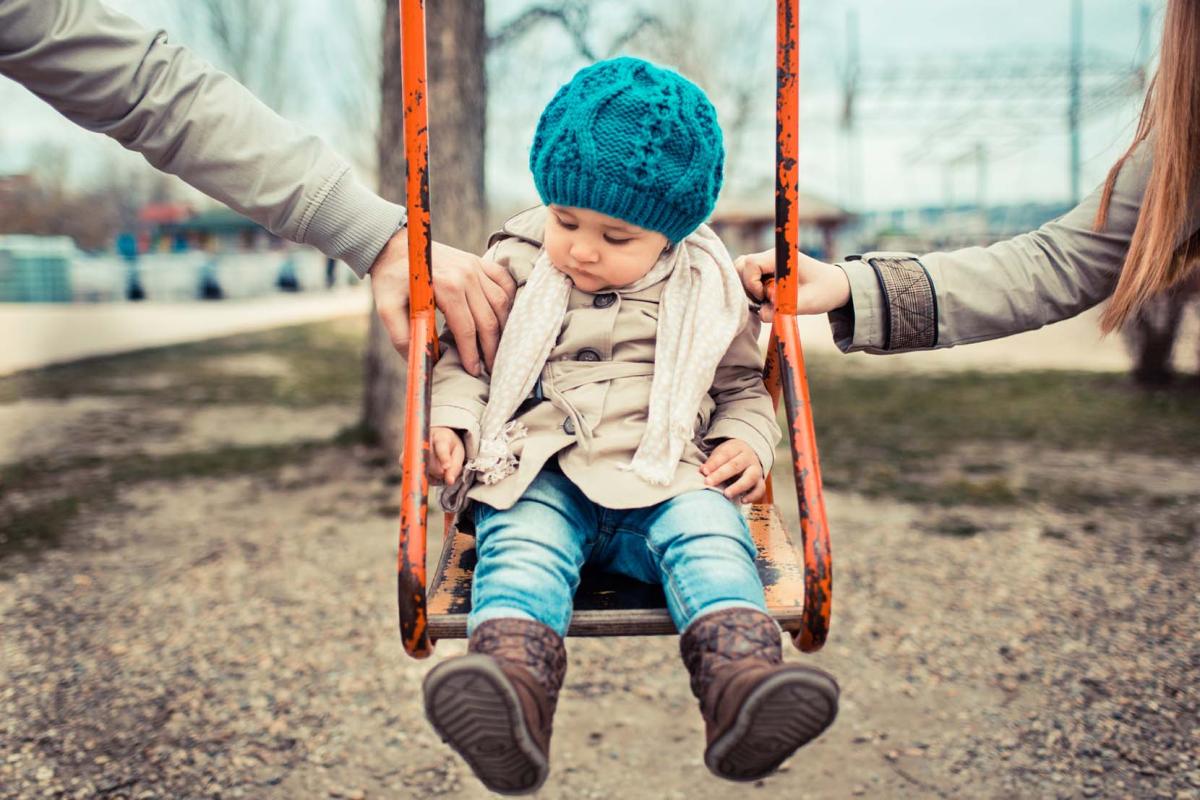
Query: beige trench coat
[[431, 207, 780, 512]]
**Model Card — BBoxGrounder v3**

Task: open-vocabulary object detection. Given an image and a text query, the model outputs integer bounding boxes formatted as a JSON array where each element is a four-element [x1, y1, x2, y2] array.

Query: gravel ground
[[1, 331, 1197, 799], [2, 441, 1197, 799]]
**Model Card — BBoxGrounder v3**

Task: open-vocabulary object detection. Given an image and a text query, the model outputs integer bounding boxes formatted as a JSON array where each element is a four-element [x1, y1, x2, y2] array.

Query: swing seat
[[427, 502, 808, 639], [394, 0, 827, 659]]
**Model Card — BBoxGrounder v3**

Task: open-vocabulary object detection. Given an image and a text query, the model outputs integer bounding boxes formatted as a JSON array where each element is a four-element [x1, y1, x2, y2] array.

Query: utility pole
[[840, 9, 862, 211], [1068, 0, 1082, 204], [1137, 2, 1152, 83], [942, 162, 955, 212], [975, 141, 988, 222]]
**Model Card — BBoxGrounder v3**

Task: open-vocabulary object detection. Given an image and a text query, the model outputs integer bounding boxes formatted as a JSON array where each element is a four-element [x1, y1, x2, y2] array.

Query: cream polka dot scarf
[[467, 223, 747, 487]]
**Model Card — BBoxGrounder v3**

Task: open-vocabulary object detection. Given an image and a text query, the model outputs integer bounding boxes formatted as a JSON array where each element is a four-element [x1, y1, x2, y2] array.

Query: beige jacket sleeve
[[430, 242, 513, 448], [0, 0, 403, 277], [829, 139, 1198, 353], [701, 315, 781, 475], [430, 321, 491, 453]]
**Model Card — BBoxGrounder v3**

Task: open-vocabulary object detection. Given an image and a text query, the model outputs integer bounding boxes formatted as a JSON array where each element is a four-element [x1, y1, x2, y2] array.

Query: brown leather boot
[[680, 607, 839, 782], [423, 618, 567, 795]]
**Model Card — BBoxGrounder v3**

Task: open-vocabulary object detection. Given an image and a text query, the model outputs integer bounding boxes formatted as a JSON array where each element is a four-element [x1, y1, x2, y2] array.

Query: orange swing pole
[[396, 0, 437, 659], [770, 0, 832, 653]]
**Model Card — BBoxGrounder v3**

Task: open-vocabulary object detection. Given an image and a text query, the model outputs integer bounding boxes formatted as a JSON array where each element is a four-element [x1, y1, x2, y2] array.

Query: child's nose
[[569, 240, 599, 263]]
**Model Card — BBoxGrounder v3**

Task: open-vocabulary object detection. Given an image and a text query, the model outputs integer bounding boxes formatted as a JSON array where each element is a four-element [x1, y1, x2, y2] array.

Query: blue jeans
[[468, 468, 767, 636]]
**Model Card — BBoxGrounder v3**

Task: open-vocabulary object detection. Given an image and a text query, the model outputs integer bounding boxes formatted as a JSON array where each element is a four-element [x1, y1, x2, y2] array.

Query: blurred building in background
[[711, 192, 855, 260], [136, 204, 284, 255], [0, 200, 352, 304]]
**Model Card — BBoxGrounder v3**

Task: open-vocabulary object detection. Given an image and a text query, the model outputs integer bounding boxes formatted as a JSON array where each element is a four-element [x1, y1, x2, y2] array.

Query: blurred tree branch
[[489, 2, 662, 59], [180, 0, 296, 113]]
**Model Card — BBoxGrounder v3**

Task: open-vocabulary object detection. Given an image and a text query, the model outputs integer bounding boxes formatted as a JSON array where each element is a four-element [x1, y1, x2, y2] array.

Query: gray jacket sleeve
[[0, 0, 403, 277], [829, 139, 1195, 353]]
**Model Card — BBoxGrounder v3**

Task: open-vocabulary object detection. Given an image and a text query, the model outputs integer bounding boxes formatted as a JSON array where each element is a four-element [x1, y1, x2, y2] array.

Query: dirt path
[[2, 441, 1197, 798], [1, 324, 1197, 799], [0, 289, 370, 377]]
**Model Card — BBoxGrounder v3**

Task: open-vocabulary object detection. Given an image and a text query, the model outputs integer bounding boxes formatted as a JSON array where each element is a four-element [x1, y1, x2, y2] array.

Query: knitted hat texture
[[529, 56, 724, 243]]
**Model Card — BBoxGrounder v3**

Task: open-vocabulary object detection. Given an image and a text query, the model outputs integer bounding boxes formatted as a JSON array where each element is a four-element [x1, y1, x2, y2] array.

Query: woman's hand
[[429, 426, 466, 485], [734, 248, 852, 322], [370, 233, 516, 376], [700, 439, 767, 503]]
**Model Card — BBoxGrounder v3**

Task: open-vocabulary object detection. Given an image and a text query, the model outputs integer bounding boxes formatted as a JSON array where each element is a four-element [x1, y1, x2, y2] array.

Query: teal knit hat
[[529, 56, 724, 244]]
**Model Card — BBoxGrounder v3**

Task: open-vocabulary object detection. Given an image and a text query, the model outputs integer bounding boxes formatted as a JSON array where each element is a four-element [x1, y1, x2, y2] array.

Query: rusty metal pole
[[774, 0, 832, 653], [397, 0, 436, 659]]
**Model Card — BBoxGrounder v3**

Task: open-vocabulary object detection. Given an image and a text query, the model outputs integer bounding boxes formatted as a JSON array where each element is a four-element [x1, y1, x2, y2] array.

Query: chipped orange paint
[[771, 0, 832, 653], [774, 312, 832, 652], [402, 0, 432, 318], [398, 312, 435, 658], [774, 0, 801, 315], [396, 0, 435, 660]]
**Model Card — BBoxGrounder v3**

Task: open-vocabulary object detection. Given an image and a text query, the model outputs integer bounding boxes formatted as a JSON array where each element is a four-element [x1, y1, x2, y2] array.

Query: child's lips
[[570, 267, 601, 283]]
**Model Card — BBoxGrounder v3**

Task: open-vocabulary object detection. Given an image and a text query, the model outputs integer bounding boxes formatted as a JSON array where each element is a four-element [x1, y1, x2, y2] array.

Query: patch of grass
[[0, 438, 342, 570], [802, 363, 1200, 509], [1018, 480, 1143, 514], [111, 440, 332, 484], [0, 318, 376, 568], [925, 514, 987, 538], [811, 365, 1200, 459], [0, 496, 84, 570], [0, 319, 366, 408]]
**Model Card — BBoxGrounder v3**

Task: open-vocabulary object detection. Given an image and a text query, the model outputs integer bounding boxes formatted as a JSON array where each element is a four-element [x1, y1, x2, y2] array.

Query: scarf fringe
[[467, 420, 528, 485]]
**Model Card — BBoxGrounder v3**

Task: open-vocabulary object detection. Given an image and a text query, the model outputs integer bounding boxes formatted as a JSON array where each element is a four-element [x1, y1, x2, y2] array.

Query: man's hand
[[700, 439, 766, 503], [369, 232, 516, 376], [429, 426, 466, 485], [734, 248, 852, 323]]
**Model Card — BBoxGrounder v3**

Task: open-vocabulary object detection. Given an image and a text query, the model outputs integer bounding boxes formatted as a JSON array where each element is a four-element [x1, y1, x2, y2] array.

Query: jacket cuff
[[431, 401, 485, 452], [829, 259, 884, 351], [299, 167, 406, 279], [703, 417, 776, 476], [831, 254, 938, 352]]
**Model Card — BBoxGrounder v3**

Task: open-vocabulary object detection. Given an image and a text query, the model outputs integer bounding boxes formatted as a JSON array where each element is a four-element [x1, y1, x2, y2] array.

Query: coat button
[[593, 292, 617, 309], [562, 417, 576, 435], [576, 348, 602, 362]]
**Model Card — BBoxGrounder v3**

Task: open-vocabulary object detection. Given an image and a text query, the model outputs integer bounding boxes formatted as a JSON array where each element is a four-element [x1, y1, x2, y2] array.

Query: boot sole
[[423, 654, 549, 795], [705, 666, 840, 781]]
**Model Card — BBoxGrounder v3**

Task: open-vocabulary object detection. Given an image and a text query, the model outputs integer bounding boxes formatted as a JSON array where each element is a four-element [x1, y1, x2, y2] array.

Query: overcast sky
[[0, 0, 1160, 214]]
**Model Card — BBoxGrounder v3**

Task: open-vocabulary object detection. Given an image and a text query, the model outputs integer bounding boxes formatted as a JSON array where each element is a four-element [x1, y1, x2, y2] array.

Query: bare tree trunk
[[1123, 293, 1188, 386], [363, 0, 487, 458]]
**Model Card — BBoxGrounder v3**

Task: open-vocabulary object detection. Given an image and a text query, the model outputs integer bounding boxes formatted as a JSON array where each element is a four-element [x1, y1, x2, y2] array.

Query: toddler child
[[422, 56, 839, 795]]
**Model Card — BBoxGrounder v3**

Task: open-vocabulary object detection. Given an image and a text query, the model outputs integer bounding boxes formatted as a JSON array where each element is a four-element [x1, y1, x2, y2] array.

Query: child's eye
[[604, 235, 632, 245], [554, 217, 578, 231]]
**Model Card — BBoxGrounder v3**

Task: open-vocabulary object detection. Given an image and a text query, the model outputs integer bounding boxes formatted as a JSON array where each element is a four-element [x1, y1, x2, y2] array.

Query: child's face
[[544, 205, 669, 293]]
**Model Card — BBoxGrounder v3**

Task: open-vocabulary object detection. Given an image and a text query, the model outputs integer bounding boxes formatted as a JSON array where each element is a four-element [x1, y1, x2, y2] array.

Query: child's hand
[[430, 427, 466, 485], [700, 439, 766, 503]]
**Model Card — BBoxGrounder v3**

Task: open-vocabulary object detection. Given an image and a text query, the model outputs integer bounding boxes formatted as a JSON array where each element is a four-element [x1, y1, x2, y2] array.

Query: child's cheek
[[544, 241, 569, 271]]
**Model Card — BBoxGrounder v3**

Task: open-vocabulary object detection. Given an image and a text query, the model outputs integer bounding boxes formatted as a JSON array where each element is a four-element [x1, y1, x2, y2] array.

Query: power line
[[838, 3, 1152, 206]]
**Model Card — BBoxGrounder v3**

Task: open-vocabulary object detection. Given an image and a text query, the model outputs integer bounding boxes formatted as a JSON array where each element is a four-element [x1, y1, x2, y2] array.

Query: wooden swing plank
[[426, 502, 806, 639]]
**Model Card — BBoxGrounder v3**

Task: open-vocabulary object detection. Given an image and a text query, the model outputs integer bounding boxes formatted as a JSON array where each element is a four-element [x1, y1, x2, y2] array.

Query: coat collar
[[488, 205, 547, 250]]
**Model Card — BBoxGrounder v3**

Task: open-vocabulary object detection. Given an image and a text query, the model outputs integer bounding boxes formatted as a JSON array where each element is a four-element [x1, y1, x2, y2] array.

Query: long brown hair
[[1095, 0, 1200, 332]]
